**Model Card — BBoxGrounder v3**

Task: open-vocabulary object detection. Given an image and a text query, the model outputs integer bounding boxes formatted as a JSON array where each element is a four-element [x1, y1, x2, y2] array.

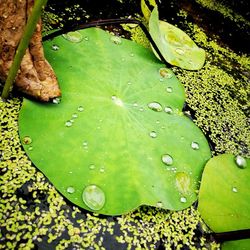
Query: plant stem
[[1, 0, 48, 100]]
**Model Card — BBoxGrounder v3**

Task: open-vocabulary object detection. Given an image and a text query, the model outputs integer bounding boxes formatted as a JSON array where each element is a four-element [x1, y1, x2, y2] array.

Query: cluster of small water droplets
[[161, 154, 173, 166], [63, 31, 83, 43], [148, 102, 163, 112], [65, 106, 84, 127], [235, 155, 247, 169], [82, 185, 105, 211]]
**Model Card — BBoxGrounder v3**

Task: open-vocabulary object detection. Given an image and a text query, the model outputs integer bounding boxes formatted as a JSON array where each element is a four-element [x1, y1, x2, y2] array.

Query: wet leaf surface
[[19, 28, 211, 215], [149, 7, 206, 70], [198, 154, 250, 232]]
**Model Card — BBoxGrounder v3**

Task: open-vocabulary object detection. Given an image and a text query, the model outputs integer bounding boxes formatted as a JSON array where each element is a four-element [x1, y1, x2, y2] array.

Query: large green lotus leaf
[[198, 154, 250, 232], [222, 239, 250, 250], [149, 7, 206, 70], [19, 28, 211, 215]]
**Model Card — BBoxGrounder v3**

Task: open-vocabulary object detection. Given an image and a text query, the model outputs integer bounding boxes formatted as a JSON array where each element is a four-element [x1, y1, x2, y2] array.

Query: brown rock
[[0, 0, 61, 101]]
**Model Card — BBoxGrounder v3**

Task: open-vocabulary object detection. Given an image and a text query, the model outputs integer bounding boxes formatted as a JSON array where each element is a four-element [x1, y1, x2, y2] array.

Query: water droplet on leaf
[[159, 68, 173, 78], [148, 102, 163, 112], [180, 197, 187, 203], [63, 31, 83, 43], [89, 164, 95, 170], [72, 113, 78, 119], [156, 201, 163, 208], [77, 106, 84, 112], [23, 136, 32, 145], [149, 131, 157, 138], [175, 48, 185, 55], [191, 142, 200, 150], [65, 121, 73, 127], [164, 107, 173, 114], [162, 154, 173, 166], [51, 44, 59, 51], [52, 97, 61, 104], [82, 185, 105, 211], [110, 35, 122, 45], [235, 155, 247, 169], [67, 186, 75, 194], [232, 187, 238, 193], [166, 87, 173, 93]]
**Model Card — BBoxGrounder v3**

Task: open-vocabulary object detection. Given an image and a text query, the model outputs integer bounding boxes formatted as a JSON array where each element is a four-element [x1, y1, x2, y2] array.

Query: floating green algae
[[1, 0, 249, 248]]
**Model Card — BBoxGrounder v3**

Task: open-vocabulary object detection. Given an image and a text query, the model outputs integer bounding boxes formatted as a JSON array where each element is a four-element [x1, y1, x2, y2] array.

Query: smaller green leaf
[[198, 154, 250, 233], [222, 239, 250, 250], [149, 7, 206, 70]]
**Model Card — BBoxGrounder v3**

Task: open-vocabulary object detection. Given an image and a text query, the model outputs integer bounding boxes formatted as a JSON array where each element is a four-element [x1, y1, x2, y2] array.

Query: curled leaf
[[149, 7, 206, 70]]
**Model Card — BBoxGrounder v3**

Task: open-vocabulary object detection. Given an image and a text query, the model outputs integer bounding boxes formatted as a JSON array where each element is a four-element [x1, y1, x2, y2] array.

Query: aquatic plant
[[19, 27, 211, 215]]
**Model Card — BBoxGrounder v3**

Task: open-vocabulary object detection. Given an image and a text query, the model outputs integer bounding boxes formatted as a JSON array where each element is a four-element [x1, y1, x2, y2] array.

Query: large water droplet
[[191, 142, 199, 150], [232, 187, 238, 193], [82, 185, 105, 211], [175, 172, 191, 195], [175, 48, 185, 55], [149, 131, 157, 138], [110, 35, 122, 45], [77, 106, 84, 112], [65, 121, 73, 127], [148, 102, 163, 112], [63, 31, 83, 43], [162, 154, 173, 166], [51, 44, 59, 51], [166, 87, 173, 93], [180, 197, 187, 203], [67, 186, 75, 194], [22, 136, 32, 145], [159, 68, 173, 79], [111, 95, 123, 106], [164, 107, 173, 114], [235, 155, 247, 169]]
